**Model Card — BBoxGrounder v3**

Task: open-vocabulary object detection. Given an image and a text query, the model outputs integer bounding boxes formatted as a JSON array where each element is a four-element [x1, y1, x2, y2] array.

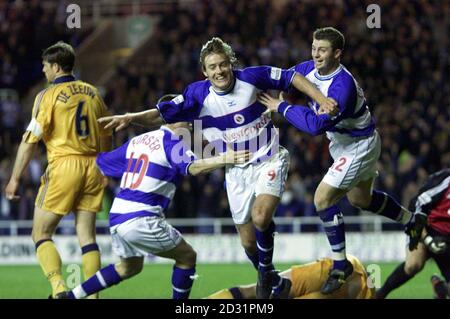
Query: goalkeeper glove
[[423, 235, 447, 254]]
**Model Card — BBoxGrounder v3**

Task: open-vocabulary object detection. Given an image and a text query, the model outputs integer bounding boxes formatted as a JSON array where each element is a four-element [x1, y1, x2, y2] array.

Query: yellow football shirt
[[291, 255, 375, 299], [25, 75, 111, 162]]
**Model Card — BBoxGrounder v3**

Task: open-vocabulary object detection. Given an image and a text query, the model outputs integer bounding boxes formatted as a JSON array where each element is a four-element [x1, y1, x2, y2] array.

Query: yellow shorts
[[36, 155, 104, 215]]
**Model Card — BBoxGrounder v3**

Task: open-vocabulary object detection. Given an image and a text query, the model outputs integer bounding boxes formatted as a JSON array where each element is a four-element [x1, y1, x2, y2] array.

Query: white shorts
[[323, 130, 381, 190], [225, 146, 290, 224], [110, 216, 182, 258]]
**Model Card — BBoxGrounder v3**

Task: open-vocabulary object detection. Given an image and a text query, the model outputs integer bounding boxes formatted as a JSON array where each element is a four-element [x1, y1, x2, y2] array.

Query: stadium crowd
[[0, 0, 448, 231]]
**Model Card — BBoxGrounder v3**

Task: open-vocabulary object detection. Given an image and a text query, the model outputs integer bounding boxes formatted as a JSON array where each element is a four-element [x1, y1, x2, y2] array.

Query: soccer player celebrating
[[98, 37, 336, 299], [5, 42, 112, 298], [257, 27, 427, 294], [56, 110, 251, 299]]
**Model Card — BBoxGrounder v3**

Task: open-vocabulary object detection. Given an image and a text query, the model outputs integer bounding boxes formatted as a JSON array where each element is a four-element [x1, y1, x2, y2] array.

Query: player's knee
[[117, 262, 143, 279], [184, 249, 197, 268], [252, 211, 272, 231], [314, 194, 333, 211], [31, 227, 52, 243], [404, 261, 424, 276], [77, 234, 96, 248], [175, 249, 197, 268]]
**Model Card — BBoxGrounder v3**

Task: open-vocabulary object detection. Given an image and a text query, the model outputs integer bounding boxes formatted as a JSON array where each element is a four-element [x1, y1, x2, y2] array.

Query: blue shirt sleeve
[[286, 61, 315, 96], [293, 60, 315, 76], [156, 81, 209, 123], [280, 73, 359, 134], [327, 74, 358, 119], [96, 141, 130, 178], [162, 131, 197, 176], [278, 102, 337, 136], [237, 66, 295, 91]]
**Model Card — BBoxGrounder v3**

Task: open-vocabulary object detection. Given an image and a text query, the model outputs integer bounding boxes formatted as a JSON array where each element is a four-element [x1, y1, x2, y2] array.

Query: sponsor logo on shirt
[[223, 115, 270, 142]]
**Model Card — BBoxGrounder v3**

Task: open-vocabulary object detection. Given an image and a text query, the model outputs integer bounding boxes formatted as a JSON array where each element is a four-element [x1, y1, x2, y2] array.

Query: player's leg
[[75, 210, 101, 299], [156, 238, 197, 299], [32, 206, 65, 298], [225, 163, 259, 269], [235, 222, 258, 269], [36, 157, 86, 297], [347, 177, 413, 223], [74, 158, 106, 298], [252, 194, 291, 299], [252, 194, 279, 273], [347, 177, 425, 248], [314, 180, 352, 294], [375, 242, 428, 299], [430, 247, 450, 298], [252, 147, 291, 298], [60, 256, 144, 299], [319, 133, 381, 294]]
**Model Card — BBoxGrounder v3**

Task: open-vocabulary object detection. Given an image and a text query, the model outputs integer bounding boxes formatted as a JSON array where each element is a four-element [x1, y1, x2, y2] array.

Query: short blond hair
[[199, 37, 237, 70]]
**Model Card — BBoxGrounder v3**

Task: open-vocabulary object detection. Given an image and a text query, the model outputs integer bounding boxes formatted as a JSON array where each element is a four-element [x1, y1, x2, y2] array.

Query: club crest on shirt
[[234, 114, 245, 124]]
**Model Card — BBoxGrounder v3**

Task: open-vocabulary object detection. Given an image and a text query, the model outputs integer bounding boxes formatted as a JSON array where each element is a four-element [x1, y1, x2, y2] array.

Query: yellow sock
[[36, 240, 66, 297], [82, 245, 101, 299]]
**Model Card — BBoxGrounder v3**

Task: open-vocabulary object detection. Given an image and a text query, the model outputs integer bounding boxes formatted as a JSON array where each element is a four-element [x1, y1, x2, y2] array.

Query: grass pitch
[[0, 261, 441, 299]]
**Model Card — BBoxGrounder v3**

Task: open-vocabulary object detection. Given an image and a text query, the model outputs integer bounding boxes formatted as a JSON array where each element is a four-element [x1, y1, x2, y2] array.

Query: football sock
[[172, 265, 196, 299], [366, 190, 412, 224], [71, 264, 122, 299], [317, 205, 347, 270], [255, 221, 276, 273], [35, 239, 66, 297], [245, 250, 259, 270], [376, 262, 413, 298], [81, 243, 101, 299]]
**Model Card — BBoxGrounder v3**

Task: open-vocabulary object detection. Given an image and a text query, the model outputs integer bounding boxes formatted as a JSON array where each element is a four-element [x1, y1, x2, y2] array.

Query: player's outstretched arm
[[258, 92, 337, 136], [188, 150, 251, 176], [291, 73, 338, 115], [5, 138, 38, 201], [98, 109, 163, 132]]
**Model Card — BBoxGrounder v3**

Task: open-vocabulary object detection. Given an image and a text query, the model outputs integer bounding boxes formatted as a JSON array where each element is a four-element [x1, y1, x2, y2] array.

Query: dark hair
[[313, 27, 345, 51], [157, 93, 179, 104], [42, 41, 75, 72], [199, 37, 237, 70]]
